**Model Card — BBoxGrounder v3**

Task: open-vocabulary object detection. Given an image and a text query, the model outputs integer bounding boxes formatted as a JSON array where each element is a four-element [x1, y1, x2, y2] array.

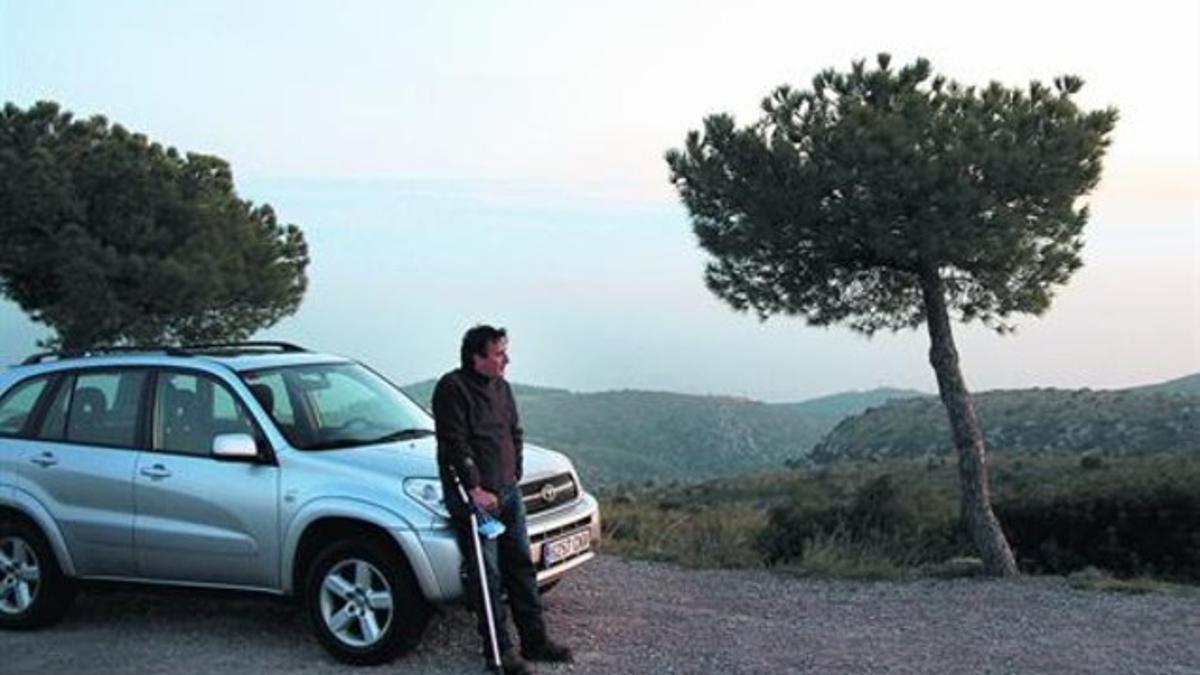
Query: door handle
[[29, 452, 58, 468], [139, 464, 172, 479]]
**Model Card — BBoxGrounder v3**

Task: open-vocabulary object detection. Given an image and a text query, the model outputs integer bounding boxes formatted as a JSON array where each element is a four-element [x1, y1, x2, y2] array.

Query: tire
[[304, 536, 430, 666], [0, 517, 76, 630]]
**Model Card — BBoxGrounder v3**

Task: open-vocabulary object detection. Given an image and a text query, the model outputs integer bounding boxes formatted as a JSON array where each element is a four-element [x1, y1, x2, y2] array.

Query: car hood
[[296, 436, 575, 483]]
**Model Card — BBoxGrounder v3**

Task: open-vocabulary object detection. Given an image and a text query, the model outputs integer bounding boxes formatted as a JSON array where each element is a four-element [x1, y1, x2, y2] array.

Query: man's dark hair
[[460, 324, 507, 369]]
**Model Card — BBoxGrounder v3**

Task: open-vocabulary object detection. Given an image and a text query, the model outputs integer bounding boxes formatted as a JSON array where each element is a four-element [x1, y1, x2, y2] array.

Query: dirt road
[[3, 555, 1197, 674]]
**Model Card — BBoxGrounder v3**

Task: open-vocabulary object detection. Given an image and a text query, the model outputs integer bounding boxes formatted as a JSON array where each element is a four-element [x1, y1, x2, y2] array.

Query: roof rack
[[21, 345, 180, 365], [20, 341, 309, 366], [175, 341, 309, 355]]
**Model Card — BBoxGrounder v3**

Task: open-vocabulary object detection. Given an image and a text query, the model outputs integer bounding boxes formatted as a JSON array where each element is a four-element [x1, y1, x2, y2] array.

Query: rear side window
[[66, 371, 147, 447], [0, 376, 50, 437]]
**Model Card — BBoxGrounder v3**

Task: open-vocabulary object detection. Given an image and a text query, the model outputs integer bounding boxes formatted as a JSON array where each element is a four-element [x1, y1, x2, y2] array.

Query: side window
[[66, 371, 147, 447], [154, 371, 257, 457], [243, 371, 295, 426], [0, 376, 50, 437], [36, 376, 74, 441], [212, 381, 258, 438]]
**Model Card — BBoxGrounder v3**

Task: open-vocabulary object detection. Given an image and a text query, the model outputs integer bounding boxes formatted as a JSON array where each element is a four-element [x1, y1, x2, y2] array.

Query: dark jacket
[[433, 368, 524, 517]]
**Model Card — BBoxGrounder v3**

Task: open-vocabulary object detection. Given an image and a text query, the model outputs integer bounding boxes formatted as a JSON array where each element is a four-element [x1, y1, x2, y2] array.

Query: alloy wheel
[[318, 558, 394, 648], [0, 536, 41, 616]]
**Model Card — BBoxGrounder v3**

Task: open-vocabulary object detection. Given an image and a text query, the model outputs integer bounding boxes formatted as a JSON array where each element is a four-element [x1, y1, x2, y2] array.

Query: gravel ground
[[3, 554, 1198, 674]]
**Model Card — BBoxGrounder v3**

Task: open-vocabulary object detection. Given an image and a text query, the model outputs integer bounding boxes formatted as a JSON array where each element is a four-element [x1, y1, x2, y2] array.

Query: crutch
[[452, 471, 504, 672]]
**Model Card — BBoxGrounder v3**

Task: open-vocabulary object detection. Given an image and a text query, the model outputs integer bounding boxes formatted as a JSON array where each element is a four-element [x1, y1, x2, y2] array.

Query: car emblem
[[539, 483, 559, 504]]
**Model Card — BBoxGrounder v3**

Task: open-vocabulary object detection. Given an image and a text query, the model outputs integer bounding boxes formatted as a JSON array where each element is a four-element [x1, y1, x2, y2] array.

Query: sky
[[1, 0, 1197, 402]]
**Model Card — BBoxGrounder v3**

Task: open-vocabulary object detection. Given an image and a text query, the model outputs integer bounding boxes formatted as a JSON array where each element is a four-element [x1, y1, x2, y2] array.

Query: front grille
[[520, 472, 578, 515], [530, 515, 593, 545]]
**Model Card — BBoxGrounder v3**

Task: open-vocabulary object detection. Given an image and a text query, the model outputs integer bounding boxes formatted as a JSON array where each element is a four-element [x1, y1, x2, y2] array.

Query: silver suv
[[0, 342, 600, 665]]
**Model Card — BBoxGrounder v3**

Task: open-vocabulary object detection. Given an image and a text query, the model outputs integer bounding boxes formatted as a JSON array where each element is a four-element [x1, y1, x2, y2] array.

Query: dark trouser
[[453, 484, 547, 659]]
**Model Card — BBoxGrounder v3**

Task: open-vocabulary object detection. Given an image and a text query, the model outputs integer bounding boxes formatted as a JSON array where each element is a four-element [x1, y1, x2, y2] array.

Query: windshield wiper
[[368, 428, 436, 444], [304, 438, 371, 451], [302, 428, 434, 451]]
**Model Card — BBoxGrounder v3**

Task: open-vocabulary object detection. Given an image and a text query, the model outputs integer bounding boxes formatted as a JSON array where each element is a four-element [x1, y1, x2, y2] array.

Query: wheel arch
[[0, 492, 76, 578], [282, 500, 441, 601]]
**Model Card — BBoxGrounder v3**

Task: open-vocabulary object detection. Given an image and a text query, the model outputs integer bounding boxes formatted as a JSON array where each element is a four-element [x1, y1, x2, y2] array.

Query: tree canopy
[[0, 100, 309, 350], [666, 54, 1117, 576], [666, 54, 1117, 335]]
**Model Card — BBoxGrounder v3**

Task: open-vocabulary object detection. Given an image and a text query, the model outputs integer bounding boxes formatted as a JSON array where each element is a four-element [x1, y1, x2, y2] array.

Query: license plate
[[542, 529, 591, 567]]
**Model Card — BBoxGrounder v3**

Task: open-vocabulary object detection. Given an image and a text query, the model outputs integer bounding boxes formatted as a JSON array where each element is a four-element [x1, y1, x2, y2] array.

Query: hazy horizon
[[2, 1, 1197, 403]]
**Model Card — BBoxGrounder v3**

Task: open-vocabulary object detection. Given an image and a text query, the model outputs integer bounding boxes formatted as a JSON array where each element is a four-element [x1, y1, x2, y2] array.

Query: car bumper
[[412, 491, 601, 602]]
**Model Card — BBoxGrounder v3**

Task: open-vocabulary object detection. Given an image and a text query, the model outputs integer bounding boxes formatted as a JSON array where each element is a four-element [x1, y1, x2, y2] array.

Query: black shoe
[[522, 639, 573, 663], [487, 650, 533, 675]]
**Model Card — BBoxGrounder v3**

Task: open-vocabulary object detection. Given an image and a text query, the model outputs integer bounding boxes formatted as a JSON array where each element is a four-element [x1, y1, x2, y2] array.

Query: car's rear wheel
[[305, 537, 429, 665], [0, 517, 76, 630]]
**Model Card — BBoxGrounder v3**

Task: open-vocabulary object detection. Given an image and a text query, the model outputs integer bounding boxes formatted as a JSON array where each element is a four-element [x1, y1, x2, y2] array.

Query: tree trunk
[[919, 267, 1019, 577]]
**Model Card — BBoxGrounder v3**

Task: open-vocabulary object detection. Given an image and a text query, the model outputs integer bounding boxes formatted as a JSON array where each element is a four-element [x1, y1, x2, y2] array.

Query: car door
[[17, 369, 145, 577], [0, 375, 51, 510], [133, 369, 280, 589]]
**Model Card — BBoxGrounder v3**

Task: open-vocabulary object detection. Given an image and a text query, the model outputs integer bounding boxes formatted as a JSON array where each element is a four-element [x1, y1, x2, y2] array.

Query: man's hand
[[468, 486, 500, 514]]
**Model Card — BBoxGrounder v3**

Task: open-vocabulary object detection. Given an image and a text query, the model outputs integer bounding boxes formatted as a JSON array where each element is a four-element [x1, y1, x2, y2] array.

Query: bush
[[757, 473, 967, 569], [603, 454, 1200, 582], [601, 500, 765, 568], [779, 529, 905, 580], [998, 484, 1200, 580]]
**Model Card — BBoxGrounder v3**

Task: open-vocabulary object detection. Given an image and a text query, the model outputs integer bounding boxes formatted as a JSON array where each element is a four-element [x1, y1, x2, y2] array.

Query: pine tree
[[666, 55, 1117, 575], [0, 101, 309, 349]]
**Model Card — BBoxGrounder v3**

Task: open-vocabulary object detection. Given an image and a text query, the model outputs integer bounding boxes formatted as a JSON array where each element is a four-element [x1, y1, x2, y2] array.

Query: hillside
[[400, 378, 570, 406], [772, 387, 929, 418], [811, 384, 1199, 463], [401, 380, 923, 485], [400, 373, 1200, 483], [1132, 372, 1200, 397]]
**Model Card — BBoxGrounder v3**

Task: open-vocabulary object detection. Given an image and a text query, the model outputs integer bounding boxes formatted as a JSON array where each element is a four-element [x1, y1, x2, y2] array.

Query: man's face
[[472, 337, 509, 379]]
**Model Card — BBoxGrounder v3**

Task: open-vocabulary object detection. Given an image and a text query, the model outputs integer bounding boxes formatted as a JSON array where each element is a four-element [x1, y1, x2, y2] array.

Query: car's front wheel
[[305, 537, 430, 665], [0, 517, 76, 630]]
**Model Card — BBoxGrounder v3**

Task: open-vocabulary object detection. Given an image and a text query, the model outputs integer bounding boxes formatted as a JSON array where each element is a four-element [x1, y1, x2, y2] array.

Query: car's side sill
[[76, 575, 286, 597]]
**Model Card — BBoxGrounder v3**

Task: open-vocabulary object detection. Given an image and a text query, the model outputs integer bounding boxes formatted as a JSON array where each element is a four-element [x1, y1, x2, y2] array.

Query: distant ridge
[[399, 379, 918, 485], [401, 378, 569, 407], [1130, 372, 1200, 397], [773, 387, 929, 418], [812, 381, 1199, 463], [400, 372, 1197, 485]]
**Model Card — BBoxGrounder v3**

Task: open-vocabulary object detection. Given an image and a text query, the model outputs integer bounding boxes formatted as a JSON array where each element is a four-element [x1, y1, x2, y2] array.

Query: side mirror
[[212, 433, 259, 460]]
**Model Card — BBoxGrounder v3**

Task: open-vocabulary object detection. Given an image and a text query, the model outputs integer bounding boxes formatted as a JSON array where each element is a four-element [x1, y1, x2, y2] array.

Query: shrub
[[601, 500, 766, 567], [603, 454, 1200, 582], [998, 483, 1200, 580], [779, 529, 905, 580], [757, 473, 966, 568]]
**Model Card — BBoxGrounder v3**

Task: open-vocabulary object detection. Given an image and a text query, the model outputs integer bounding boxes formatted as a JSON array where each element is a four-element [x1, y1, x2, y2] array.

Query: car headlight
[[403, 478, 449, 518]]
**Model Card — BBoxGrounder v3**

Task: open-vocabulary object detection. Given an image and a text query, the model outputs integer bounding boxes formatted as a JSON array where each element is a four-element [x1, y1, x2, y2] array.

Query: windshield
[[239, 362, 434, 451]]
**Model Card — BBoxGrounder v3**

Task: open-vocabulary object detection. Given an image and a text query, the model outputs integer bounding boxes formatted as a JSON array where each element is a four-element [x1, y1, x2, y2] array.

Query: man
[[433, 325, 573, 675]]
